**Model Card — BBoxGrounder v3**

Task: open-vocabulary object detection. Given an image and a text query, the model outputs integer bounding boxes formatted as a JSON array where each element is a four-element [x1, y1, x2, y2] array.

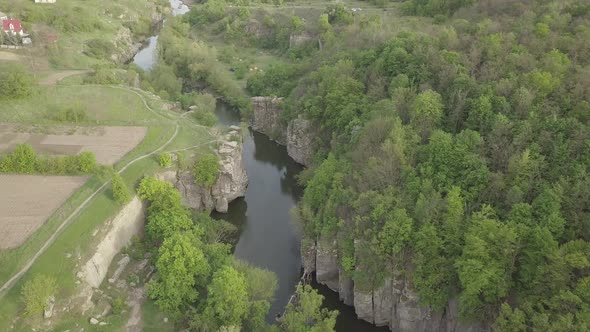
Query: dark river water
[[214, 103, 389, 331]]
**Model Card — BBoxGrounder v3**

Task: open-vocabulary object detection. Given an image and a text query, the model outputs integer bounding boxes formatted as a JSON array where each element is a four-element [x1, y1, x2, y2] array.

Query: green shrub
[[111, 297, 126, 315], [158, 153, 173, 167], [0, 144, 97, 175], [47, 104, 88, 123], [193, 154, 219, 187], [0, 64, 34, 100], [111, 173, 131, 204], [21, 275, 57, 317], [84, 39, 114, 59]]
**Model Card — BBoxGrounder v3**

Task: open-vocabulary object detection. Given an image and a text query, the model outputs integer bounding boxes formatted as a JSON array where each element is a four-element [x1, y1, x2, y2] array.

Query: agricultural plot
[[0, 125, 147, 165], [0, 174, 87, 249]]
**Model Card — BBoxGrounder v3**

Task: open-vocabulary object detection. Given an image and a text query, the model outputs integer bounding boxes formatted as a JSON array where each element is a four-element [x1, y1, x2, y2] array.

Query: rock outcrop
[[304, 237, 490, 332], [251, 97, 315, 166], [158, 128, 248, 213], [81, 196, 146, 288], [251, 96, 287, 144]]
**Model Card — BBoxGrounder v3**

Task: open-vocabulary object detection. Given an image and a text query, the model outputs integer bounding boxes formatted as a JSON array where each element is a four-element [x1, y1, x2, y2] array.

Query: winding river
[[132, 1, 388, 330], [214, 104, 388, 331]]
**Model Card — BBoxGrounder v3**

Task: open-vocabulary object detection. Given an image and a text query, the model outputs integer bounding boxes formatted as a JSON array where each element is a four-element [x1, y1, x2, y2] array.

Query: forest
[[180, 0, 590, 330]]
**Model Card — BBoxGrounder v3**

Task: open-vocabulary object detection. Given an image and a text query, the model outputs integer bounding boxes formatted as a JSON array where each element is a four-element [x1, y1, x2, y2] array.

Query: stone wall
[[251, 96, 315, 167], [304, 237, 490, 332], [158, 128, 248, 213]]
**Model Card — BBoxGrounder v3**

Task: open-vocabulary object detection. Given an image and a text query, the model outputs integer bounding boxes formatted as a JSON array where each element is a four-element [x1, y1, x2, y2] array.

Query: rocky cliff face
[[303, 237, 490, 332], [251, 96, 314, 166], [158, 128, 248, 213]]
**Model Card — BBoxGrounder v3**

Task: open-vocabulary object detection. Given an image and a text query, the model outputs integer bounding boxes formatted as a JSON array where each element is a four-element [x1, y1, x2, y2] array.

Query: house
[[2, 19, 25, 37], [34, 0, 57, 3]]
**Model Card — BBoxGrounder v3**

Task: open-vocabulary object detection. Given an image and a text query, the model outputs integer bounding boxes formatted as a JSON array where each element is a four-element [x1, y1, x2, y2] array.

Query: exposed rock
[[315, 238, 339, 292], [251, 97, 315, 166], [98, 322, 107, 326], [289, 32, 314, 48], [158, 130, 248, 213], [308, 238, 490, 332], [287, 116, 314, 166], [251, 96, 287, 144], [89, 318, 99, 325], [301, 240, 316, 274], [108, 255, 131, 284], [81, 197, 145, 288], [44, 296, 55, 319], [338, 271, 354, 306]]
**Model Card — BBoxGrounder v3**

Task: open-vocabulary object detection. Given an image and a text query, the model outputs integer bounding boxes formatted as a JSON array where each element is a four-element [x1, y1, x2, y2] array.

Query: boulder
[[44, 296, 55, 319], [90, 318, 99, 325]]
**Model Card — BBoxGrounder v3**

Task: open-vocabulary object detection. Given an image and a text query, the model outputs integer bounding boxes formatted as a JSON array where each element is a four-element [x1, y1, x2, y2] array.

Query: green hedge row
[[0, 144, 96, 175]]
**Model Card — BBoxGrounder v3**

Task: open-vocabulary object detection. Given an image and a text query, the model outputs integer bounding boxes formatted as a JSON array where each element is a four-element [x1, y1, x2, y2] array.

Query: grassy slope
[[0, 79, 216, 329]]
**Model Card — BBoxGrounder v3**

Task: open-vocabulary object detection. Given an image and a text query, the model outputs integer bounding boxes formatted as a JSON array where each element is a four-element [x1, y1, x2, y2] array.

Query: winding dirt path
[[0, 83, 219, 296], [0, 124, 179, 295], [39, 70, 91, 85]]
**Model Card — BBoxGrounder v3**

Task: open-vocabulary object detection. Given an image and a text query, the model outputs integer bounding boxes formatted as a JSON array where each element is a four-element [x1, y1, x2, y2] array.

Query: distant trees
[[0, 64, 34, 100]]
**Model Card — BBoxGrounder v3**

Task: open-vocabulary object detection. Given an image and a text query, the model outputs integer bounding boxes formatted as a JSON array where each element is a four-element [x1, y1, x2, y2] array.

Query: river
[[214, 103, 388, 332], [132, 1, 388, 330], [131, 0, 189, 71]]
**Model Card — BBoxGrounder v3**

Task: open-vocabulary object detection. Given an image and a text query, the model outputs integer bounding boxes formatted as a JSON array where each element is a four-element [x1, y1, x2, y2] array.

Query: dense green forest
[[180, 0, 590, 330]]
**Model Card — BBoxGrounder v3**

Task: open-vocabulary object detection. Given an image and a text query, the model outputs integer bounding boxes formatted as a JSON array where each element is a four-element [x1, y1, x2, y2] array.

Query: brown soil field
[[0, 125, 147, 165], [0, 175, 87, 249]]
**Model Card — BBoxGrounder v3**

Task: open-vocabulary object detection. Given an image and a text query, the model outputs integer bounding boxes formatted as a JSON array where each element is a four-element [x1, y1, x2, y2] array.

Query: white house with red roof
[[2, 19, 25, 37]]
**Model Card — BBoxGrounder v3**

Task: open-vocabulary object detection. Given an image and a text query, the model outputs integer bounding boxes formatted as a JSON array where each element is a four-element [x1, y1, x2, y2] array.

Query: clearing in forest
[[0, 125, 147, 165], [0, 174, 87, 249]]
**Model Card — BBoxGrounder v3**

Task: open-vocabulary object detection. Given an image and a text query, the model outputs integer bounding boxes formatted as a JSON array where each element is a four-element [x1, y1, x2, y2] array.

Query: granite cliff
[[302, 238, 490, 332], [251, 96, 314, 166]]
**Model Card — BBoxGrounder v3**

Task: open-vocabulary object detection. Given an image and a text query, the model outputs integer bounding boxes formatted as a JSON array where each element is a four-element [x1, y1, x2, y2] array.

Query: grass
[[0, 85, 166, 126]]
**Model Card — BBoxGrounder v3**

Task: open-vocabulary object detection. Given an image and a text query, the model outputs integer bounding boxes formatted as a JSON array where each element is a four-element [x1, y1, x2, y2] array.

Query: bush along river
[[214, 103, 389, 331]]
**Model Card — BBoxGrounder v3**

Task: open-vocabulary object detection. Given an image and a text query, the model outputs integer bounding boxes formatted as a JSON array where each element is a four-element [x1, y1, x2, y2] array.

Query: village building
[[2, 19, 25, 37]]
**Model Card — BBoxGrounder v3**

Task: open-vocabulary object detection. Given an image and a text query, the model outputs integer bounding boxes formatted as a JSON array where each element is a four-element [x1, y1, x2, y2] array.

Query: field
[[0, 125, 147, 165], [0, 175, 87, 249]]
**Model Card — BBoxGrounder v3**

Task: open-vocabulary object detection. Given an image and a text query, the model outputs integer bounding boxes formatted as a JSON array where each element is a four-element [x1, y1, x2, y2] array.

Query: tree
[[0, 63, 34, 100], [280, 285, 338, 332], [146, 207, 193, 244], [456, 206, 519, 319], [148, 232, 210, 317], [158, 153, 173, 167], [410, 90, 444, 140], [21, 275, 57, 317], [137, 176, 175, 201], [203, 265, 249, 328], [0, 144, 37, 173], [77, 151, 96, 173], [193, 154, 219, 187], [111, 173, 131, 204]]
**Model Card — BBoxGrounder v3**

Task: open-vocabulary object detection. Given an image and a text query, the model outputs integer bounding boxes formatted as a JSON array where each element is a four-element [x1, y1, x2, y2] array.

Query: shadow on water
[[212, 91, 388, 332]]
